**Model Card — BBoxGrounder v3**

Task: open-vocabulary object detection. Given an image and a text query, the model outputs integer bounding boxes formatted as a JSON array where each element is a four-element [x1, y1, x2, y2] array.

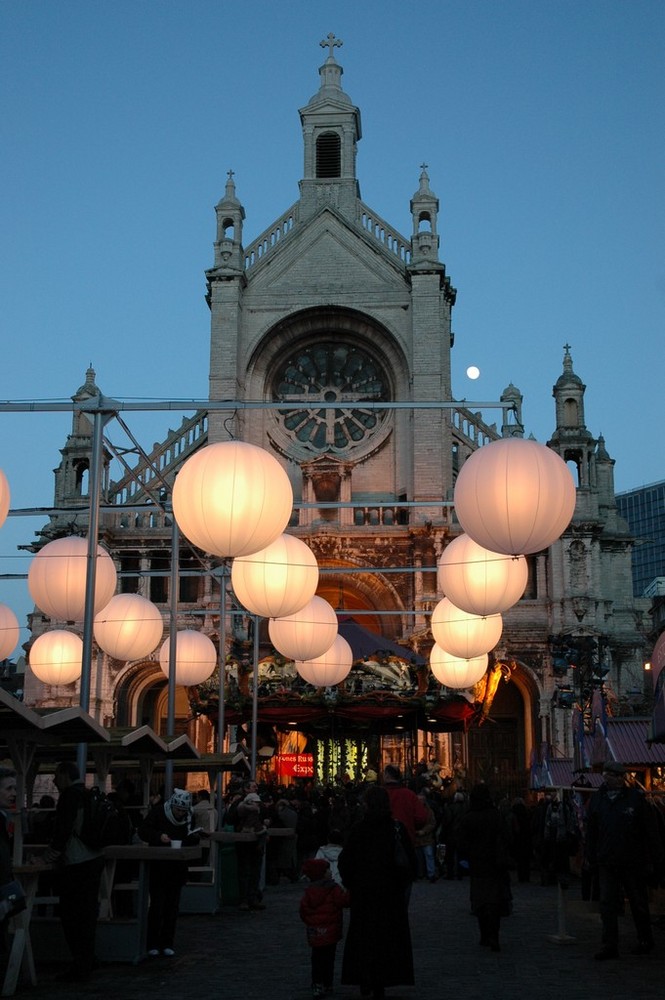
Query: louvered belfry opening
[[316, 131, 341, 178]]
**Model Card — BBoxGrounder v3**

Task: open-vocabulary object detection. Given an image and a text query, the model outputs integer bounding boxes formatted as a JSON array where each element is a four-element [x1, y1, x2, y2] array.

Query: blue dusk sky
[[1, 0, 664, 648]]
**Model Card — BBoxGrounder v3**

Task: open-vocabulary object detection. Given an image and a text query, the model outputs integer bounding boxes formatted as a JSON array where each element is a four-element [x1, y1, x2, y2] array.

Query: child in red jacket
[[300, 858, 350, 999]]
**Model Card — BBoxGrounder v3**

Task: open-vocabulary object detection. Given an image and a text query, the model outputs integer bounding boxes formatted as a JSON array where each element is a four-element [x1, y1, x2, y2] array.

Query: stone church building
[[22, 38, 649, 790]]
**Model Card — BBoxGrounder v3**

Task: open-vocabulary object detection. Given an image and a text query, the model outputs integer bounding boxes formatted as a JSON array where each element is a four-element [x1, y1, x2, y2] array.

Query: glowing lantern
[[28, 536, 117, 622], [172, 441, 293, 558], [430, 645, 488, 689], [231, 534, 319, 618], [94, 593, 163, 660], [0, 469, 9, 530], [438, 534, 528, 616], [454, 438, 576, 555], [0, 604, 19, 660], [269, 596, 338, 661], [29, 630, 83, 685], [431, 597, 502, 659], [296, 634, 353, 687], [159, 630, 217, 686]]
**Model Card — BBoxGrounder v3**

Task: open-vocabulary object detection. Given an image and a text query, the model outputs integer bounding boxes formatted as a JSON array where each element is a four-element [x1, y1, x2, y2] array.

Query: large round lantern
[[231, 534, 319, 618], [431, 597, 502, 659], [29, 630, 83, 685], [296, 634, 353, 687], [269, 596, 338, 661], [0, 604, 19, 660], [0, 469, 9, 530], [172, 441, 293, 558], [159, 630, 217, 686], [438, 534, 528, 616], [28, 536, 117, 622], [94, 594, 163, 660], [430, 645, 488, 689], [454, 438, 576, 555]]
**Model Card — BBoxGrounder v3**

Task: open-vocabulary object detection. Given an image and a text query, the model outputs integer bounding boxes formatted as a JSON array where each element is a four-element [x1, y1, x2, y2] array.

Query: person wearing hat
[[235, 788, 269, 911], [300, 858, 349, 999], [586, 760, 663, 960], [138, 787, 200, 956]]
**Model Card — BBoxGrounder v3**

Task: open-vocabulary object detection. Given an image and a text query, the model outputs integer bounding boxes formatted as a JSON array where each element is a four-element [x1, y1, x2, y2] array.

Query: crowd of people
[[1, 759, 665, 997]]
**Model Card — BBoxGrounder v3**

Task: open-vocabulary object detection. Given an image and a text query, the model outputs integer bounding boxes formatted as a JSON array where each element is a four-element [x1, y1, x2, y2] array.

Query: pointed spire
[[556, 343, 583, 387], [74, 364, 98, 399], [308, 32, 351, 105], [216, 169, 242, 210]]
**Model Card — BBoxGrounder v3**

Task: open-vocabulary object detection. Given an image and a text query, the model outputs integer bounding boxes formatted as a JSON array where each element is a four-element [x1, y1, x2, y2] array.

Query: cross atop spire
[[320, 32, 343, 59]]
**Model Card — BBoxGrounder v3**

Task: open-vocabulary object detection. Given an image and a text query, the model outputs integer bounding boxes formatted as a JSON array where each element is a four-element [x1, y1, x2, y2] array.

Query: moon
[[466, 365, 480, 380]]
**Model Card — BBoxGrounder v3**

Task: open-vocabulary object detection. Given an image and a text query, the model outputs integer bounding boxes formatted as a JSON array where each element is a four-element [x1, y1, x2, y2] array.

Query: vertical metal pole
[[251, 616, 259, 780], [216, 562, 227, 829], [77, 405, 106, 776], [165, 516, 180, 798]]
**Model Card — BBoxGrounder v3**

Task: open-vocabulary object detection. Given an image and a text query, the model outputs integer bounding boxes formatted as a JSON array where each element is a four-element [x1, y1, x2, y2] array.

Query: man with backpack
[[43, 761, 105, 982]]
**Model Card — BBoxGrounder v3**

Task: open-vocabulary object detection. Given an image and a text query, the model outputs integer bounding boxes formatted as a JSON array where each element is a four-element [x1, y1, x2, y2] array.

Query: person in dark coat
[[299, 857, 349, 999], [338, 784, 415, 999], [458, 783, 511, 952], [0, 767, 17, 966], [586, 760, 663, 960], [137, 787, 200, 956]]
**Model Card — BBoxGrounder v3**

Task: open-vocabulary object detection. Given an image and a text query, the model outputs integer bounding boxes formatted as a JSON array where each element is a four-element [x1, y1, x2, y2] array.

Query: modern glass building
[[616, 480, 665, 596]]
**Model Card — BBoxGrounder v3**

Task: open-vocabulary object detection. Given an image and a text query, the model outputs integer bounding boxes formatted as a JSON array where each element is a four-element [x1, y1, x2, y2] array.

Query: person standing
[[43, 761, 104, 983], [382, 765, 429, 847], [0, 767, 18, 967], [299, 858, 349, 999], [137, 787, 200, 956], [458, 784, 511, 953], [338, 784, 415, 999], [586, 760, 663, 960]]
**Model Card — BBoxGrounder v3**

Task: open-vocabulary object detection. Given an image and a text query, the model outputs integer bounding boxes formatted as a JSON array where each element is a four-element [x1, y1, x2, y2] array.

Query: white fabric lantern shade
[[296, 634, 353, 687], [0, 469, 9, 530], [431, 597, 502, 659], [172, 441, 293, 558], [438, 534, 528, 616], [94, 593, 163, 660], [159, 630, 217, 686], [269, 596, 338, 661], [231, 534, 319, 618], [29, 630, 83, 685], [28, 536, 117, 622], [430, 645, 488, 689], [0, 603, 19, 660], [454, 437, 576, 556]]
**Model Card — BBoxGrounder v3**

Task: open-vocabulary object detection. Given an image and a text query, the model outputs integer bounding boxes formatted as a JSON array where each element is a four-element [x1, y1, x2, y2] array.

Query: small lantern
[[269, 596, 338, 661], [159, 630, 217, 686], [172, 441, 293, 558], [231, 534, 319, 618], [438, 534, 528, 616], [28, 536, 117, 622], [94, 593, 163, 660], [431, 597, 502, 659], [296, 634, 353, 687], [0, 469, 9, 530], [430, 645, 488, 689], [454, 438, 576, 555], [29, 630, 83, 685], [0, 603, 19, 660]]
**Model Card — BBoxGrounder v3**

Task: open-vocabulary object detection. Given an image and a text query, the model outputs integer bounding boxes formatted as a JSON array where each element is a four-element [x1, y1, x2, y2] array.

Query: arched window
[[418, 212, 432, 232], [316, 132, 341, 178]]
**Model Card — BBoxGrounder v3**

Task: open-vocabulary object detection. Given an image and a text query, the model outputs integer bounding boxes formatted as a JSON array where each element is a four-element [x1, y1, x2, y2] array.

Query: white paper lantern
[[269, 596, 338, 661], [94, 593, 163, 660], [172, 441, 293, 558], [431, 597, 502, 659], [28, 536, 117, 622], [438, 534, 528, 616], [0, 469, 9, 530], [454, 438, 576, 555], [296, 634, 353, 687], [0, 604, 19, 660], [29, 630, 83, 685], [430, 645, 488, 689], [231, 534, 319, 618], [159, 630, 217, 686]]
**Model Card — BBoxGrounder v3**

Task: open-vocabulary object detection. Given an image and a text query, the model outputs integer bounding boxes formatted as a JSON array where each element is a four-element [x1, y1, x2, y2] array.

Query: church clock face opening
[[272, 341, 390, 454]]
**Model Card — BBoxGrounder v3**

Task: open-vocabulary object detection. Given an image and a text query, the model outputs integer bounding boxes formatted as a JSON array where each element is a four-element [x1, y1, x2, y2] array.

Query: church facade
[[22, 38, 649, 790]]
